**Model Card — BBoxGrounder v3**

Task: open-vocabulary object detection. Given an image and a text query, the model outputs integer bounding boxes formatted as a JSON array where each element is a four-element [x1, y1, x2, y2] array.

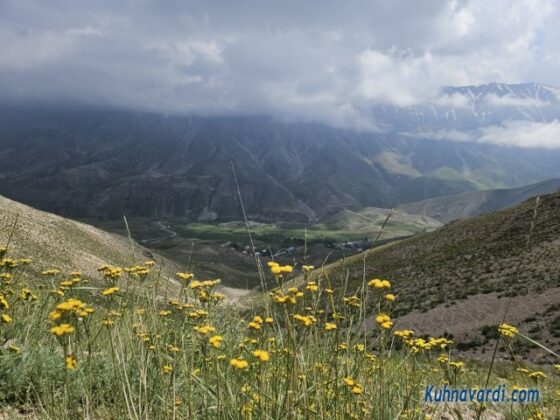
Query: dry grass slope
[[308, 192, 560, 362]]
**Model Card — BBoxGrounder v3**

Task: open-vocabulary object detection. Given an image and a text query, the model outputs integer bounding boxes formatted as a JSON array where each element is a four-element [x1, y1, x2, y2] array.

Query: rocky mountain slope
[[1, 83, 560, 223], [310, 191, 560, 362]]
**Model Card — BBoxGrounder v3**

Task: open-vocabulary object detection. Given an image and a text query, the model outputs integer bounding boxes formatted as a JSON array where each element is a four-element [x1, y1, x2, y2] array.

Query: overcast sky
[[1, 0, 560, 136]]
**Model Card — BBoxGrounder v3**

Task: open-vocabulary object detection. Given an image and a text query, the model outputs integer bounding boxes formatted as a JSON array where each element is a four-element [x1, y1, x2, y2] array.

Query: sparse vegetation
[[1, 240, 559, 419]]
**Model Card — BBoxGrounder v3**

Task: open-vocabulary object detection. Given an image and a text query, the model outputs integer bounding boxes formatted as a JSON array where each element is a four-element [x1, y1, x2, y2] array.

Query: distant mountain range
[[370, 82, 560, 132], [1, 82, 559, 222], [398, 178, 560, 223]]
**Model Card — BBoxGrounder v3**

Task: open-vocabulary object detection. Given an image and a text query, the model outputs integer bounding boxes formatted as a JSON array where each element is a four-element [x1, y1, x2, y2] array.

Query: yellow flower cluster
[[343, 296, 361, 308], [97, 265, 123, 279], [343, 377, 364, 395], [189, 279, 221, 289], [49, 298, 94, 320], [176, 271, 194, 281], [194, 325, 216, 335], [188, 309, 209, 319], [268, 261, 293, 275], [498, 323, 518, 338], [324, 322, 337, 331], [367, 278, 391, 289], [375, 313, 393, 329], [1, 257, 31, 269], [252, 349, 270, 362], [394, 329, 415, 340], [0, 294, 9, 310], [102, 287, 120, 296], [305, 281, 319, 292], [124, 265, 150, 277], [209, 335, 223, 348], [293, 314, 317, 327], [51, 323, 75, 336], [271, 289, 300, 304], [230, 358, 250, 370]]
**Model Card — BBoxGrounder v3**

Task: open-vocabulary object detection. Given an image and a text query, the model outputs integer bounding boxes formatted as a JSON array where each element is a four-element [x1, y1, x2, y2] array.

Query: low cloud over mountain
[[2, 0, 560, 146]]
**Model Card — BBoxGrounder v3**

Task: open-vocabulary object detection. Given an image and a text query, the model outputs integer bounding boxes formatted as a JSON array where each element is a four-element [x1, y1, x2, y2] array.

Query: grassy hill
[[305, 192, 560, 363], [0, 194, 179, 280]]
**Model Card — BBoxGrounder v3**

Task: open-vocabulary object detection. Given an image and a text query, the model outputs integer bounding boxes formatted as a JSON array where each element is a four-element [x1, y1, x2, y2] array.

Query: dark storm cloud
[[1, 0, 559, 131]]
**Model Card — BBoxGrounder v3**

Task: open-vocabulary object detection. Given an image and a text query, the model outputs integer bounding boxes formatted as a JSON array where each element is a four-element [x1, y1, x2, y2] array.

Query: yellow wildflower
[[343, 377, 355, 386], [368, 278, 383, 288], [498, 323, 518, 338], [194, 325, 216, 335], [101, 287, 119, 296], [252, 350, 270, 362], [351, 385, 364, 395], [176, 272, 194, 281], [305, 281, 319, 292], [325, 322, 337, 331], [51, 324, 75, 336], [230, 358, 250, 370], [65, 354, 77, 370], [209, 335, 223, 348], [528, 371, 546, 380]]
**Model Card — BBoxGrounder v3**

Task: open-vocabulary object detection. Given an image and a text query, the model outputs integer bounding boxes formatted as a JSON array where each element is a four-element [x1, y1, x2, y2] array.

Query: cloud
[[483, 93, 547, 108], [479, 120, 560, 148], [404, 129, 473, 142], [432, 93, 473, 109], [0, 0, 559, 130]]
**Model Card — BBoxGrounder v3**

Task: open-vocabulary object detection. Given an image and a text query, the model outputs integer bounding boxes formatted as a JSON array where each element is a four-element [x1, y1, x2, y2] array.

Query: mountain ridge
[[398, 177, 560, 222], [1, 82, 560, 222]]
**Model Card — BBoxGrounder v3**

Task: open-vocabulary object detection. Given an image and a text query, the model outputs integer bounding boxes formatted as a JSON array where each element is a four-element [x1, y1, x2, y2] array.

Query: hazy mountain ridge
[[371, 82, 560, 132], [398, 178, 560, 222], [1, 82, 560, 222]]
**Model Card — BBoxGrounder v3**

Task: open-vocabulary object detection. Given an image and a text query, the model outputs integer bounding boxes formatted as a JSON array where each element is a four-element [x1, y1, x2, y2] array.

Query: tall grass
[[0, 243, 558, 419]]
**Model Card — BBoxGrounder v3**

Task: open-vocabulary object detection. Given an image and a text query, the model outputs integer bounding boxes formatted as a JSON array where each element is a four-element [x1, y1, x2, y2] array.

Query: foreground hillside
[[1, 230, 558, 418], [312, 192, 560, 363]]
